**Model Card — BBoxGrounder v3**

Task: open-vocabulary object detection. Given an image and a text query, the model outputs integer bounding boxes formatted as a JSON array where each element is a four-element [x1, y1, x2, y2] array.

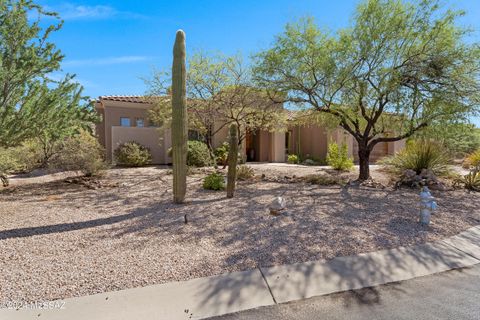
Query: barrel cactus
[[171, 30, 188, 203], [226, 124, 239, 198]]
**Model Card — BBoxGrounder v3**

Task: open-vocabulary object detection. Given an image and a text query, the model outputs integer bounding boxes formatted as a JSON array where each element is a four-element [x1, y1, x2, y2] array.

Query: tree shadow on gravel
[[85, 182, 479, 311], [1, 175, 478, 311]]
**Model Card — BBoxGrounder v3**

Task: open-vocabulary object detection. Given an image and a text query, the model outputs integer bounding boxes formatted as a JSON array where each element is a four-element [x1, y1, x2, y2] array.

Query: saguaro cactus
[[226, 124, 239, 198], [171, 30, 188, 203]]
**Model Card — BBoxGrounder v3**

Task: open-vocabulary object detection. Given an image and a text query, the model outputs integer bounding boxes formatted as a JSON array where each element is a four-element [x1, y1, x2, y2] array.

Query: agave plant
[[381, 140, 450, 176], [462, 169, 480, 191]]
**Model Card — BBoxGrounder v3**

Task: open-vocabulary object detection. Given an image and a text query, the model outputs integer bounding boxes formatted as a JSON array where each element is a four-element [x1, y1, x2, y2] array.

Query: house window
[[136, 118, 144, 127], [120, 117, 131, 127]]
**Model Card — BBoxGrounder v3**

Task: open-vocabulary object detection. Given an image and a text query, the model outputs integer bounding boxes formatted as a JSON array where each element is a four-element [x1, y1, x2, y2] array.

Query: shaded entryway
[[246, 130, 285, 162]]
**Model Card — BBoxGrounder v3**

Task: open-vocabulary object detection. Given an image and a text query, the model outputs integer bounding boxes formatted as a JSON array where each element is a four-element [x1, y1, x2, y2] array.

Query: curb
[[2, 226, 479, 320]]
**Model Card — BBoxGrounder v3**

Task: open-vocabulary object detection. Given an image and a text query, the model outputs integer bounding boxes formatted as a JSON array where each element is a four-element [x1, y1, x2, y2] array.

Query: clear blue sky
[[39, 0, 480, 125]]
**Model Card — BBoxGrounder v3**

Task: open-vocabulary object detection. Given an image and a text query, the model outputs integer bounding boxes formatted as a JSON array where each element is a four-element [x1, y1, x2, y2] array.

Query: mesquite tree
[[171, 30, 188, 203], [226, 123, 238, 198], [254, 0, 480, 180]]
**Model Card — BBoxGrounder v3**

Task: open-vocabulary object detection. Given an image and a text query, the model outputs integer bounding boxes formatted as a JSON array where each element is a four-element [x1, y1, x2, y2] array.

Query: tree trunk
[[226, 124, 238, 198], [357, 142, 371, 181], [205, 135, 217, 169]]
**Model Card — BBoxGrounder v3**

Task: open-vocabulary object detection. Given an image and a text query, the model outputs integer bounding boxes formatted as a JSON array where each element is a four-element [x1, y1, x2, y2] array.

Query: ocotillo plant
[[171, 30, 188, 203], [226, 124, 239, 198]]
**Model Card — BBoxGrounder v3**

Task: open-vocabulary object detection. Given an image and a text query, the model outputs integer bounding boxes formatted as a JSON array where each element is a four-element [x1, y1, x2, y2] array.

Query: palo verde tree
[[0, 0, 95, 148], [0, 0, 97, 184], [254, 0, 480, 180]]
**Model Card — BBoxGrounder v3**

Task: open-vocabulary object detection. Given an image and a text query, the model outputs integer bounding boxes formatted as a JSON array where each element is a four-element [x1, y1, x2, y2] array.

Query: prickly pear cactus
[[226, 124, 239, 198], [171, 30, 188, 203]]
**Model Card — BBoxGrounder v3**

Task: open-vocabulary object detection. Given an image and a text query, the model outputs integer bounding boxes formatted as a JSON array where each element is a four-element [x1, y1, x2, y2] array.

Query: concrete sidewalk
[[2, 226, 480, 320]]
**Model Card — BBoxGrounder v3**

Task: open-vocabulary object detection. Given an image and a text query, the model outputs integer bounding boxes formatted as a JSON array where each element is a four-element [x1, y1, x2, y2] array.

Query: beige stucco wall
[[211, 121, 229, 148], [286, 122, 405, 163], [111, 127, 167, 164], [288, 125, 329, 161], [96, 98, 406, 165], [270, 131, 286, 162]]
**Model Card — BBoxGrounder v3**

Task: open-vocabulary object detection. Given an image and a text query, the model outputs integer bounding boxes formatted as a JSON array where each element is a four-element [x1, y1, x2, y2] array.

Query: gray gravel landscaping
[[1, 164, 479, 305]]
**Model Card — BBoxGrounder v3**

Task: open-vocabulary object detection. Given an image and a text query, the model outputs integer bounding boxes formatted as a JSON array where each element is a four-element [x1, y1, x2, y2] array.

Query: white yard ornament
[[419, 186, 437, 225], [269, 197, 286, 216]]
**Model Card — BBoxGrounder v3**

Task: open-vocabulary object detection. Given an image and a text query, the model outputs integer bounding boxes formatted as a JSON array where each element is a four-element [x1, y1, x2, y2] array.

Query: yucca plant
[[462, 170, 480, 191], [381, 140, 450, 175]]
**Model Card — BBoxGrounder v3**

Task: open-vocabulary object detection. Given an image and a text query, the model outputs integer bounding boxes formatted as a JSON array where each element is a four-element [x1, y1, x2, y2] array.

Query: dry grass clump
[[302, 174, 347, 186]]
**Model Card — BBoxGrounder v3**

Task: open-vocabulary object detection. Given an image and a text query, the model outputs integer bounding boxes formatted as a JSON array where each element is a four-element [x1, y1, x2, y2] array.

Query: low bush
[[169, 141, 213, 167], [53, 130, 108, 176], [114, 141, 152, 167], [326, 142, 354, 171], [214, 142, 229, 167], [203, 172, 225, 190], [287, 154, 299, 164], [0, 140, 43, 174], [236, 165, 254, 180], [188, 141, 212, 167], [303, 174, 345, 185], [0, 148, 22, 175], [381, 140, 450, 176], [0, 141, 43, 186]]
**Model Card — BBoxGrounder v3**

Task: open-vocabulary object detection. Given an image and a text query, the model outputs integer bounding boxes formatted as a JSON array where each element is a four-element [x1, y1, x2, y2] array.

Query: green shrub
[[203, 172, 225, 190], [287, 154, 299, 164], [464, 149, 480, 169], [236, 165, 254, 180], [381, 140, 450, 175], [114, 141, 152, 167], [0, 140, 43, 174], [52, 130, 108, 176], [169, 141, 212, 167], [0, 148, 22, 174], [214, 142, 229, 167], [326, 142, 354, 171]]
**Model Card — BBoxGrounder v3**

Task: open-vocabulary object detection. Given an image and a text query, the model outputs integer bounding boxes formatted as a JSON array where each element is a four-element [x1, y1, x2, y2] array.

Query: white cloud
[[44, 3, 145, 20], [63, 56, 150, 67]]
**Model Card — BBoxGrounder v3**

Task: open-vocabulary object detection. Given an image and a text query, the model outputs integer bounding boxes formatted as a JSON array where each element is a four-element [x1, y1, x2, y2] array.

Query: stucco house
[[95, 95, 404, 164]]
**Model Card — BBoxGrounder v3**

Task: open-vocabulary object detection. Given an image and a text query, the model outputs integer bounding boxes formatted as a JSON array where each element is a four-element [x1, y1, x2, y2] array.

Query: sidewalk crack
[[443, 241, 480, 262], [258, 267, 277, 304]]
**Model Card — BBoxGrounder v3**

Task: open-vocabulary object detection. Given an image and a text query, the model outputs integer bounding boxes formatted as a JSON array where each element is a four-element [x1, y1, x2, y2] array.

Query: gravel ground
[[1, 164, 479, 305]]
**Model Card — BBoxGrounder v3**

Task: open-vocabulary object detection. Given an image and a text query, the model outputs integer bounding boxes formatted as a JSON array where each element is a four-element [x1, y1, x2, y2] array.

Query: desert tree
[[147, 51, 286, 154], [0, 0, 96, 183], [253, 0, 480, 180], [0, 0, 95, 147]]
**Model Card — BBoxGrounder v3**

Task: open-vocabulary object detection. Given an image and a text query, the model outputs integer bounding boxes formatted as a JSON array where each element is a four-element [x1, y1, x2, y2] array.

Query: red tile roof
[[98, 95, 162, 104]]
